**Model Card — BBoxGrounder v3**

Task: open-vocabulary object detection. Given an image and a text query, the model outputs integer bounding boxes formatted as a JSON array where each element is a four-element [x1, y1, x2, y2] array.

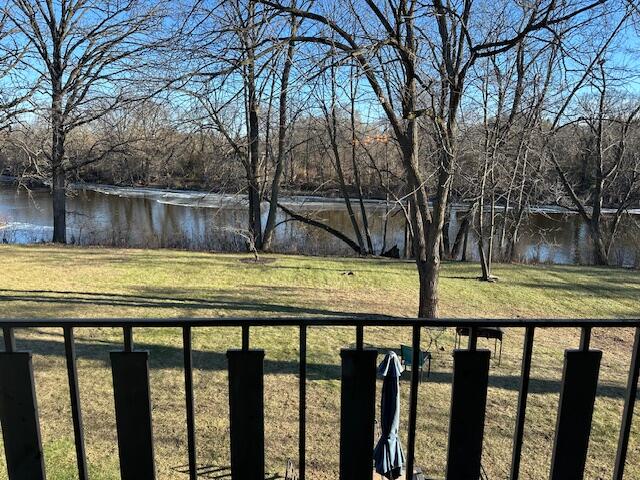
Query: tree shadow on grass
[[14, 332, 631, 400], [172, 464, 285, 479], [402, 370, 628, 399], [514, 281, 639, 300], [18, 333, 344, 381], [0, 287, 384, 318]]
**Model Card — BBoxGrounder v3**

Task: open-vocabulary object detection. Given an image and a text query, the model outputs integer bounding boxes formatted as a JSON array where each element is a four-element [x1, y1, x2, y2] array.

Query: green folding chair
[[400, 345, 432, 381]]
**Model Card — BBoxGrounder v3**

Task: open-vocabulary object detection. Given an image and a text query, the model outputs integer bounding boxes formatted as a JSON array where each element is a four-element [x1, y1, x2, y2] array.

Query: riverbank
[[1, 245, 639, 479], [3, 182, 640, 265]]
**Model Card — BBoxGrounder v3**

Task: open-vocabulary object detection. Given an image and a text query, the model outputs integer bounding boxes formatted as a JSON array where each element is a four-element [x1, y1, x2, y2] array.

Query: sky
[[1, 0, 639, 133]]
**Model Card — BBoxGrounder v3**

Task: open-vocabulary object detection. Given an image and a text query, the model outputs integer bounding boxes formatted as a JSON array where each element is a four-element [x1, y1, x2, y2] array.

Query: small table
[[455, 327, 503, 365]]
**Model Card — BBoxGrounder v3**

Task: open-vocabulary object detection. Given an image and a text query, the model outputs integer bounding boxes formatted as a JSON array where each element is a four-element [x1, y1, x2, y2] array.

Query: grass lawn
[[0, 244, 639, 479]]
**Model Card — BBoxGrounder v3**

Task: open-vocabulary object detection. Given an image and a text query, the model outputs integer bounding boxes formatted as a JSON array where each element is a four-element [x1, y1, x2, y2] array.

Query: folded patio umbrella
[[373, 351, 406, 479]]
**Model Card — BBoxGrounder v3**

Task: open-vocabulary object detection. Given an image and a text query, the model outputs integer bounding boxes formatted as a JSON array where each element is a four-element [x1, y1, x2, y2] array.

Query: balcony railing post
[[64, 326, 88, 480], [613, 327, 640, 480], [339, 348, 377, 479], [549, 348, 602, 480], [468, 326, 478, 351], [227, 349, 265, 480], [110, 344, 156, 479], [0, 347, 46, 480], [446, 348, 491, 480]]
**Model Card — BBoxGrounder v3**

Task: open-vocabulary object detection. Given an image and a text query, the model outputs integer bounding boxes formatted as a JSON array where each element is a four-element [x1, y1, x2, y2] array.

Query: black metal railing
[[0, 317, 638, 480]]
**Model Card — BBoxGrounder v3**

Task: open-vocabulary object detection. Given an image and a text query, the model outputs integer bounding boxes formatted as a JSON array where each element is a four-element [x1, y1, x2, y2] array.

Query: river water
[[0, 183, 638, 266]]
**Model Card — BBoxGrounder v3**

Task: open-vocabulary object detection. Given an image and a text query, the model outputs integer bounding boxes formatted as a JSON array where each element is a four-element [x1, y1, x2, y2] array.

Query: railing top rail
[[0, 316, 638, 328]]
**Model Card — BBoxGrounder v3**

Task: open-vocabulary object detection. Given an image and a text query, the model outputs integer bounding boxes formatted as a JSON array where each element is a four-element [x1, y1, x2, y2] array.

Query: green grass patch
[[0, 244, 638, 479]]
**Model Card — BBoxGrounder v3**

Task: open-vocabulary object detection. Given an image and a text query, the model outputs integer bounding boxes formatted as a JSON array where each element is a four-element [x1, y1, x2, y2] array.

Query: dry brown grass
[[0, 245, 638, 479]]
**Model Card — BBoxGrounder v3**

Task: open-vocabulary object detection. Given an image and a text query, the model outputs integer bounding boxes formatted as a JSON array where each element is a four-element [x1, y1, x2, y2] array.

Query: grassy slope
[[1, 245, 639, 479]]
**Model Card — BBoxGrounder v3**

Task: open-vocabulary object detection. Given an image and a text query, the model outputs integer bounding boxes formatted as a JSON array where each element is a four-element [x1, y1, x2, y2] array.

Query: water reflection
[[0, 185, 638, 267]]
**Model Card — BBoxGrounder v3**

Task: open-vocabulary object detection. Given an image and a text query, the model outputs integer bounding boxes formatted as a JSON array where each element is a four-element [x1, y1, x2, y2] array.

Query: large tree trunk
[[52, 162, 66, 243], [51, 90, 66, 244], [247, 105, 263, 249], [418, 236, 442, 319], [414, 148, 453, 319], [395, 54, 445, 318], [417, 196, 447, 318]]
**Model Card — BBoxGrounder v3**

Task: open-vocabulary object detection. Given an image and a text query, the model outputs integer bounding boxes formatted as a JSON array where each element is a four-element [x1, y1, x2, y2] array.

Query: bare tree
[[471, 39, 552, 279], [7, 0, 166, 243], [260, 0, 612, 317], [531, 4, 639, 265], [183, 0, 300, 252], [552, 62, 640, 265]]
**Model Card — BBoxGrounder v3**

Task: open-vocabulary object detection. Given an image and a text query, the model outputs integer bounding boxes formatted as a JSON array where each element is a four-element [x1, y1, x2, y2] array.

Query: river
[[0, 183, 638, 266]]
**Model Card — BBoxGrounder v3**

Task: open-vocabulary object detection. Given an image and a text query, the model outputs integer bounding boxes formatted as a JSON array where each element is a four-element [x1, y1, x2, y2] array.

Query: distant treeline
[[2, 103, 638, 211]]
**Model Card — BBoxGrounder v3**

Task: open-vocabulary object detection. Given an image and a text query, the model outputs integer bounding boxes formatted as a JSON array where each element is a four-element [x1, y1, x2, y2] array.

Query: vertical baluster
[[613, 327, 640, 480], [406, 325, 421, 480], [183, 326, 197, 480], [339, 347, 377, 479], [468, 326, 478, 351], [111, 329, 156, 480], [64, 327, 88, 480], [123, 326, 133, 353], [3, 327, 15, 353], [242, 325, 250, 351], [356, 325, 363, 350], [227, 348, 265, 479], [0, 327, 46, 480], [549, 343, 601, 480], [580, 326, 592, 350], [510, 326, 535, 480], [299, 325, 307, 480]]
